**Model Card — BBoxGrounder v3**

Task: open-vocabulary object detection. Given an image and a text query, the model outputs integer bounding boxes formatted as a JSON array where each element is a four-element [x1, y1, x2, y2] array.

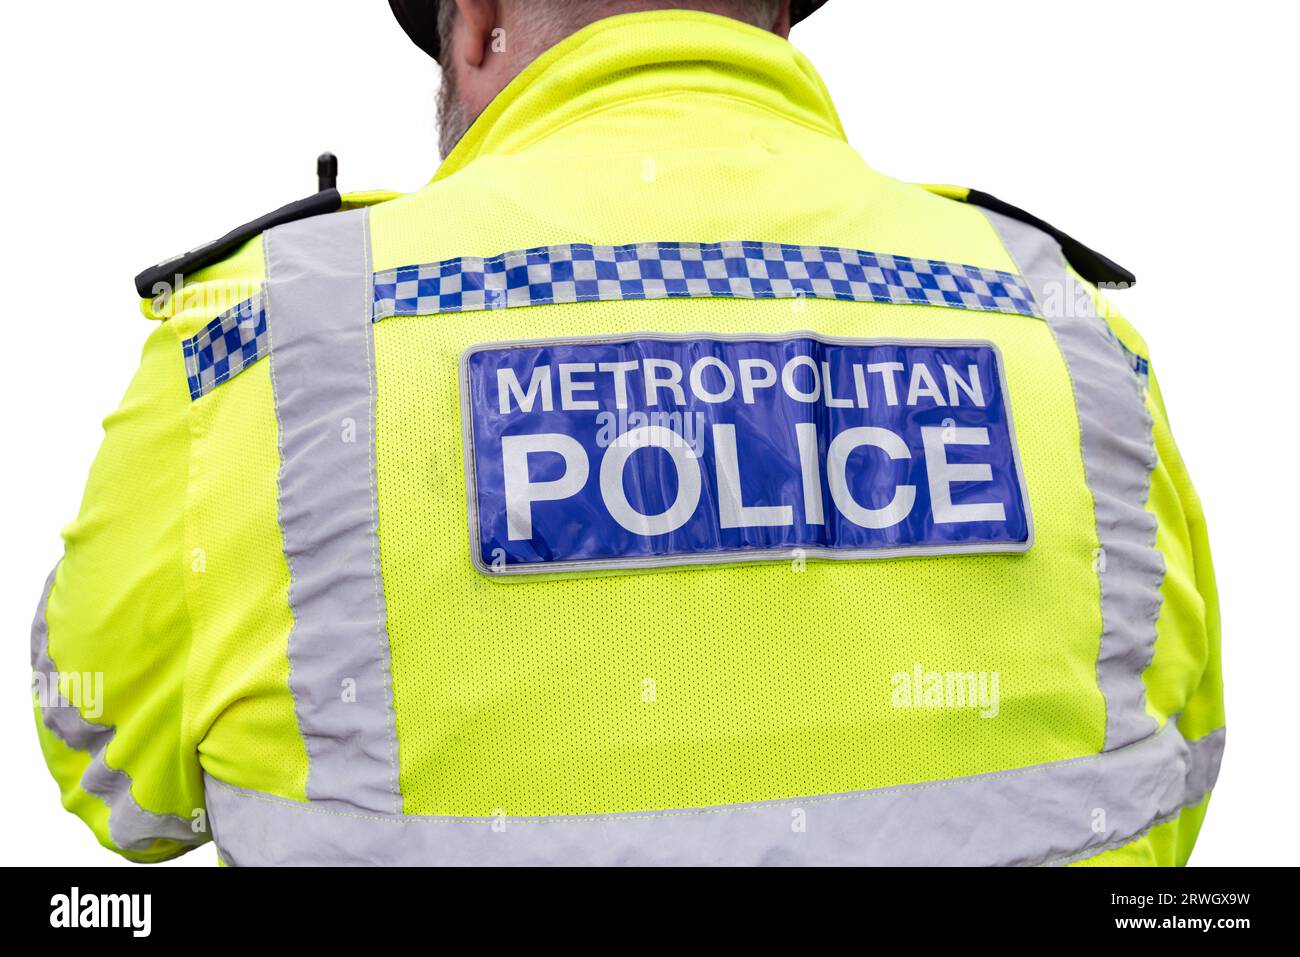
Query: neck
[[436, 9, 839, 181], [440, 2, 789, 156]]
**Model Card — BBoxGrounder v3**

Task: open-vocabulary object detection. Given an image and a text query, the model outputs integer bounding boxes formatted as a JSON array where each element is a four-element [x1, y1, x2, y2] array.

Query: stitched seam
[[360, 208, 402, 815], [189, 352, 267, 398], [375, 289, 1031, 320]]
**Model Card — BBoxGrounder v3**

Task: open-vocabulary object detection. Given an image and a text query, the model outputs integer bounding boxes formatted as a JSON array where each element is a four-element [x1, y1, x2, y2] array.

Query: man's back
[[32, 10, 1222, 866]]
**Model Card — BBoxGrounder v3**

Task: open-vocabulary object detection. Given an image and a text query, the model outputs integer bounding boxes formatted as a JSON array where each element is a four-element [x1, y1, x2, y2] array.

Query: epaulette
[[134, 154, 343, 299], [921, 184, 1137, 288]]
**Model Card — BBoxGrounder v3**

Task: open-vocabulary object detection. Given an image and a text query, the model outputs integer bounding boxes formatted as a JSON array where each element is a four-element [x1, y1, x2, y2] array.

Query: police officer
[[32, 0, 1223, 865]]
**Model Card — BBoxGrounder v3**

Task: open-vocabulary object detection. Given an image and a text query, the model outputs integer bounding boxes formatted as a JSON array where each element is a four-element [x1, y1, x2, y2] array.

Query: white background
[[1, 0, 1294, 866]]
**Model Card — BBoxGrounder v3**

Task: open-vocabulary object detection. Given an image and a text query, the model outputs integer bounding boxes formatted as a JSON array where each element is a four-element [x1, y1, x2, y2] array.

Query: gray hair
[[436, 0, 783, 155]]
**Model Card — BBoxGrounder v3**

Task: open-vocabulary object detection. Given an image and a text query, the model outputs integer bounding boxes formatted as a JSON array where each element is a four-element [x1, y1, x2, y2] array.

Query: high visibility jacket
[[31, 10, 1224, 866]]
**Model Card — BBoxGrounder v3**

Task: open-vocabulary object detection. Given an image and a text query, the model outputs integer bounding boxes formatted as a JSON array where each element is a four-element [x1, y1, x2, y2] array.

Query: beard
[[436, 64, 473, 159]]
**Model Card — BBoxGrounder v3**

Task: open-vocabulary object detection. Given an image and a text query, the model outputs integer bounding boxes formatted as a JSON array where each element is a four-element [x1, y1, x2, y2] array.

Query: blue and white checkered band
[[181, 242, 1039, 400], [371, 241, 1040, 321], [181, 294, 268, 400]]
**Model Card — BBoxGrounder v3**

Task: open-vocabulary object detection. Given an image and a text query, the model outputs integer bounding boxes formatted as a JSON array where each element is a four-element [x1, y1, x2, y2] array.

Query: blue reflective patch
[[461, 335, 1032, 575]]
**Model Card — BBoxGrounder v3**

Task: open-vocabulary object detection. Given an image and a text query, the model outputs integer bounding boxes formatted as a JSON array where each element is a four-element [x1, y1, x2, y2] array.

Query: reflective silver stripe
[[981, 210, 1164, 751], [205, 722, 1223, 866], [30, 566, 202, 852], [264, 209, 402, 814], [262, 205, 400, 811]]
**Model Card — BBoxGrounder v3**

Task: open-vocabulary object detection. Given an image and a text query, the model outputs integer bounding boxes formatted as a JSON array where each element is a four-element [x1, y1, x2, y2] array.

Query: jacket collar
[[433, 9, 846, 181]]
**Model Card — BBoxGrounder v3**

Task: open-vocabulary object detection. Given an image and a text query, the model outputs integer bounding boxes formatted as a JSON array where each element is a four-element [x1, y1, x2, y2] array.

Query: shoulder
[[133, 158, 401, 400], [918, 184, 1136, 287], [135, 183, 402, 323], [135, 190, 343, 302], [135, 152, 404, 304]]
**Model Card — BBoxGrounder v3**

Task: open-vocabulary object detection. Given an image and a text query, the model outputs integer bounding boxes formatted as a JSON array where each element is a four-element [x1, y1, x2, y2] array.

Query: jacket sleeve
[[30, 319, 208, 862], [1145, 364, 1224, 740]]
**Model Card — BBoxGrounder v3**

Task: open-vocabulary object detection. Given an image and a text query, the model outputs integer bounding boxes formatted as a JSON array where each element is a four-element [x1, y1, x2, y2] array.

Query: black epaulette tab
[[134, 153, 343, 299], [961, 189, 1136, 288]]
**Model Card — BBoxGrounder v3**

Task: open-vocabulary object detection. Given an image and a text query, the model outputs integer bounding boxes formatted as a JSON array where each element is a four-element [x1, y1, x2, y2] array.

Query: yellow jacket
[[32, 10, 1222, 865]]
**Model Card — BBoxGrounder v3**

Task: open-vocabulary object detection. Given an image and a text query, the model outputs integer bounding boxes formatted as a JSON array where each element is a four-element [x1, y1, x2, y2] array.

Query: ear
[[450, 0, 500, 69], [772, 0, 793, 38]]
